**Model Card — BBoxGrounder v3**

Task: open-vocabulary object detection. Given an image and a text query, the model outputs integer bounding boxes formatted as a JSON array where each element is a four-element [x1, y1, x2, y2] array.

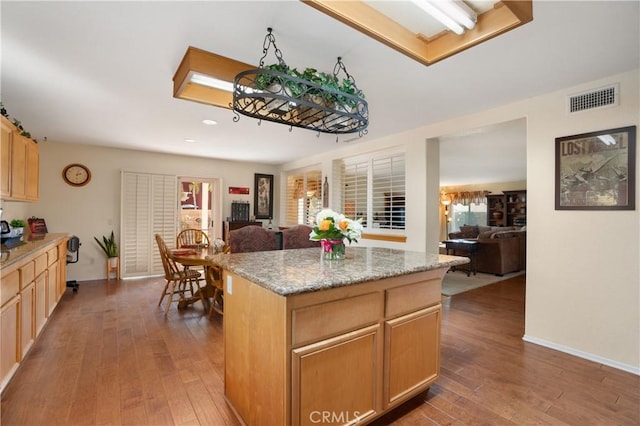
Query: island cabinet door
[[384, 304, 441, 408], [291, 324, 382, 426]]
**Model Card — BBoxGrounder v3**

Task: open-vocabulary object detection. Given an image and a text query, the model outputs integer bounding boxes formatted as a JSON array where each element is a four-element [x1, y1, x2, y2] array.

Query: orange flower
[[319, 219, 332, 231], [338, 220, 349, 231]]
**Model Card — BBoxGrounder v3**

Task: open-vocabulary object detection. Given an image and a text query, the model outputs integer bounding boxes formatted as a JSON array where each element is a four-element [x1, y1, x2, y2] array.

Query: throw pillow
[[459, 225, 479, 238]]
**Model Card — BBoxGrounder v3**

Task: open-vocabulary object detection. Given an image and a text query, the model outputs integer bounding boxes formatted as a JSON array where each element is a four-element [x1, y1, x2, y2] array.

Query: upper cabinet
[[0, 116, 39, 202]]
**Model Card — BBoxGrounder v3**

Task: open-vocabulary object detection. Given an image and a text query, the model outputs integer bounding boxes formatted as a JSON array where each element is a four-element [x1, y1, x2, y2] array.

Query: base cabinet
[[225, 268, 446, 426], [384, 306, 440, 407], [0, 295, 20, 391], [292, 325, 380, 425], [0, 235, 67, 393], [20, 282, 35, 358]]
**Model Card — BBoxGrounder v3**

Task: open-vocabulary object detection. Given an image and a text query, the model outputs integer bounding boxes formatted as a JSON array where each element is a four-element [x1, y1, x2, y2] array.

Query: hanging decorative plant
[[233, 28, 368, 136]]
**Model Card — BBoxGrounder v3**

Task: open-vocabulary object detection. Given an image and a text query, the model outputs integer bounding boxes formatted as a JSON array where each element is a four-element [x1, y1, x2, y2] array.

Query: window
[[286, 168, 322, 225], [342, 158, 368, 226], [450, 202, 487, 233], [341, 151, 406, 231]]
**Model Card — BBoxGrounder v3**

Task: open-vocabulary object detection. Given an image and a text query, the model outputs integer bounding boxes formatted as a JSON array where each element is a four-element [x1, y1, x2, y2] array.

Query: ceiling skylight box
[[172, 47, 254, 109], [301, 0, 533, 66]]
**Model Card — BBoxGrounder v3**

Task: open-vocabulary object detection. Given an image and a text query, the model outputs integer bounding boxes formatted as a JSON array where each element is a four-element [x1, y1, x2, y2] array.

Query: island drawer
[[292, 292, 381, 347], [385, 278, 441, 318]]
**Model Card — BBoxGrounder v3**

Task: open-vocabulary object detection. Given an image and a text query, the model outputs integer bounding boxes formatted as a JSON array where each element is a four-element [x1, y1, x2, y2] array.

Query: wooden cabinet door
[[1, 117, 12, 197], [34, 272, 47, 335], [1, 295, 21, 389], [384, 305, 441, 408], [47, 262, 59, 316], [10, 133, 28, 199], [292, 324, 381, 425], [20, 282, 35, 358], [25, 139, 39, 201]]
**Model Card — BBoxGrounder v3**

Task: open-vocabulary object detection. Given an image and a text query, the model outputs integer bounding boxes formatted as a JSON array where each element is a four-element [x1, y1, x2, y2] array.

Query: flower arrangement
[[309, 209, 363, 244]]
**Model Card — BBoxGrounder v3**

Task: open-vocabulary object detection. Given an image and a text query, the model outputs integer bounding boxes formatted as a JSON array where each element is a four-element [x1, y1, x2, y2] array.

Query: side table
[[444, 239, 478, 277]]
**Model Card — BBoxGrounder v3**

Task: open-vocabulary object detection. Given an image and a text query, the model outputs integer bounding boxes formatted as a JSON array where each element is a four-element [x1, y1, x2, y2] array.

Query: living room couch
[[448, 225, 526, 275]]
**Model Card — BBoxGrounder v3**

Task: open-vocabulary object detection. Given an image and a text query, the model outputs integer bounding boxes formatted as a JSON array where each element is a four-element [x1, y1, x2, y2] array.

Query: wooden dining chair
[[176, 228, 210, 248], [204, 262, 224, 318], [155, 234, 204, 315]]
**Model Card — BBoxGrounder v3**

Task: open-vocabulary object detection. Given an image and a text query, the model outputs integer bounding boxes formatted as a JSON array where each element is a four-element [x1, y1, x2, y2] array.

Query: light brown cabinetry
[[0, 296, 21, 390], [0, 236, 68, 393], [224, 268, 446, 425], [1, 117, 12, 197], [0, 116, 39, 202]]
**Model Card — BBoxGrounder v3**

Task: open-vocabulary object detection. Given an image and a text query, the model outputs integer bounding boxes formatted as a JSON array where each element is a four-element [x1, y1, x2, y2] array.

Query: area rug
[[442, 270, 525, 296]]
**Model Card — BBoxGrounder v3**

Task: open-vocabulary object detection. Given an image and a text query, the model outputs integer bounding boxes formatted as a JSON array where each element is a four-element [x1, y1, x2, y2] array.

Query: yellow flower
[[319, 219, 332, 231], [338, 220, 349, 231]]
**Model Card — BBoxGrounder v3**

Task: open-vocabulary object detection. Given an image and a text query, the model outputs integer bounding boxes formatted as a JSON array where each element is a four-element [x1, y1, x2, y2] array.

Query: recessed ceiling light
[[202, 119, 218, 125], [184, 138, 196, 143]]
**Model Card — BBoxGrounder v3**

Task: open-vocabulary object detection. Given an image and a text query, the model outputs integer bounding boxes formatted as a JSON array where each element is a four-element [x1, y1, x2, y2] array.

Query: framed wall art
[[555, 125, 636, 210], [254, 173, 274, 219]]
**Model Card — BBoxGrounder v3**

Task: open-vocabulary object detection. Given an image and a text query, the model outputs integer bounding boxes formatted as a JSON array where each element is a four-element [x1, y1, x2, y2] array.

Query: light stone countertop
[[211, 246, 470, 296], [1, 233, 68, 271]]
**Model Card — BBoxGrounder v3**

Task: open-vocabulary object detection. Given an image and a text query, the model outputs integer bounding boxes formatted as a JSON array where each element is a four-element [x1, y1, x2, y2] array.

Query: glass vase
[[321, 239, 346, 260]]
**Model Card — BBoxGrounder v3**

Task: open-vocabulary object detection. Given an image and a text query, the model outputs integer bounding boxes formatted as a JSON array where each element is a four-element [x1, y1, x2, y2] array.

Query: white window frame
[[340, 149, 406, 234]]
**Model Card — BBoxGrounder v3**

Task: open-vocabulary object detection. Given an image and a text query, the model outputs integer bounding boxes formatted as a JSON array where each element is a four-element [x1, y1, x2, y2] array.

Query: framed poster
[[555, 126, 636, 210], [254, 173, 274, 219]]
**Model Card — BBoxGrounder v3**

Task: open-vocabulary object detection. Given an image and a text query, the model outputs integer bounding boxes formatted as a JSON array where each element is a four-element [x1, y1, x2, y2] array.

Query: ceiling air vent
[[567, 84, 618, 113]]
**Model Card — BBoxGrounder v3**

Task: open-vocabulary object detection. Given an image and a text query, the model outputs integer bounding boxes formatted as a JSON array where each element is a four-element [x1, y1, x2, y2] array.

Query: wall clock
[[62, 163, 91, 187]]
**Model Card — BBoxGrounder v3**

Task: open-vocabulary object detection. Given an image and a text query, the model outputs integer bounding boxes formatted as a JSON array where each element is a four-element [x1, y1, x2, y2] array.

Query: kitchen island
[[214, 246, 468, 426]]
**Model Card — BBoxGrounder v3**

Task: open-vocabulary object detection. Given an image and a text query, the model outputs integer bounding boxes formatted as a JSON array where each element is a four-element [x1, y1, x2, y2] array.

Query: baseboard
[[522, 334, 639, 376]]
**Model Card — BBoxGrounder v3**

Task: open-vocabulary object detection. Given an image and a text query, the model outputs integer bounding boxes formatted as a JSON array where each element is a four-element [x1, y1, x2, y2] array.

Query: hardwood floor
[[1, 275, 638, 425]]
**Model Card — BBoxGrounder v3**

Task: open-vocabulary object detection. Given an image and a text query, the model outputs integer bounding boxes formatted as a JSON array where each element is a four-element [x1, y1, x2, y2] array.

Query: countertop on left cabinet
[[0, 233, 67, 269]]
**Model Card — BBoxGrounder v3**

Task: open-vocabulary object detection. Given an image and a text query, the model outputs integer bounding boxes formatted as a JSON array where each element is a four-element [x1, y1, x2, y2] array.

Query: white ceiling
[[1, 1, 639, 186]]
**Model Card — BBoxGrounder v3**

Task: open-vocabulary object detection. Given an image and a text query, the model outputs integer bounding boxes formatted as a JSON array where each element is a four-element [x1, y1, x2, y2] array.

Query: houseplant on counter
[[9, 219, 26, 236], [309, 209, 363, 260]]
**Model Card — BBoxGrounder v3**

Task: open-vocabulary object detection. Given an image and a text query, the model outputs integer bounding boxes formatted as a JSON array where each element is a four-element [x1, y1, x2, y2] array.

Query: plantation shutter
[[341, 158, 368, 225], [372, 153, 406, 230], [121, 171, 177, 278], [305, 170, 322, 224]]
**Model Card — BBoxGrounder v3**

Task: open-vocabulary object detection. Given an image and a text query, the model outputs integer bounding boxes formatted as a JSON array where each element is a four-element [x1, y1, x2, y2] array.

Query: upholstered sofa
[[448, 225, 526, 275]]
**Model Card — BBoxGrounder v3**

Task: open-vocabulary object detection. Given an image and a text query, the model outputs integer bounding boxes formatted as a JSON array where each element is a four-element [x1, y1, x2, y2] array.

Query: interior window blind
[[121, 171, 177, 278], [341, 159, 368, 226], [372, 153, 406, 230]]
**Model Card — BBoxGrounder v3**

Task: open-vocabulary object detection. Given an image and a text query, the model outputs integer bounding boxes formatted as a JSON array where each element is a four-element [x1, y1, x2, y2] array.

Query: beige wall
[[280, 69, 639, 373], [3, 143, 277, 281]]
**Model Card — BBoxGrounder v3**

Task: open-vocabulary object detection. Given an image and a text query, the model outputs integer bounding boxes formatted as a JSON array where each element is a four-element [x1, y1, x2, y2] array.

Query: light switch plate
[[227, 275, 233, 295]]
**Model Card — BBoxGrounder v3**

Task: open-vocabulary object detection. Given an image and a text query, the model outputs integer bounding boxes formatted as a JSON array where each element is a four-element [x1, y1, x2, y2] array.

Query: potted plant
[[9, 219, 26, 237], [94, 231, 118, 266]]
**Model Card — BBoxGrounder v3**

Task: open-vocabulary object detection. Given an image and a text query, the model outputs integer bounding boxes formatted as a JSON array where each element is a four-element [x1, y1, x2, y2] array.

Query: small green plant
[[254, 63, 290, 90], [10, 219, 26, 228], [94, 231, 118, 258]]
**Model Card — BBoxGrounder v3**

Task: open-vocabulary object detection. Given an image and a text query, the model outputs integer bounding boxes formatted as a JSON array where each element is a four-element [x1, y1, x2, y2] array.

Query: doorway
[[178, 177, 223, 241]]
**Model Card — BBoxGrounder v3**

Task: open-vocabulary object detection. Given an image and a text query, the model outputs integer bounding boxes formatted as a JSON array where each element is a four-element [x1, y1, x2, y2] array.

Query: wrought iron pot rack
[[232, 28, 368, 136]]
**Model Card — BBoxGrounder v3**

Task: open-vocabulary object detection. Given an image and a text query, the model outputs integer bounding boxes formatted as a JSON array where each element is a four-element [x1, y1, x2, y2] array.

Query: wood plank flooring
[[1, 274, 638, 425]]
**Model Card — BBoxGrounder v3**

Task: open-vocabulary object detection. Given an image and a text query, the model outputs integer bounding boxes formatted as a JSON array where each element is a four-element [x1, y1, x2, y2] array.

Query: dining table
[[170, 246, 226, 315]]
